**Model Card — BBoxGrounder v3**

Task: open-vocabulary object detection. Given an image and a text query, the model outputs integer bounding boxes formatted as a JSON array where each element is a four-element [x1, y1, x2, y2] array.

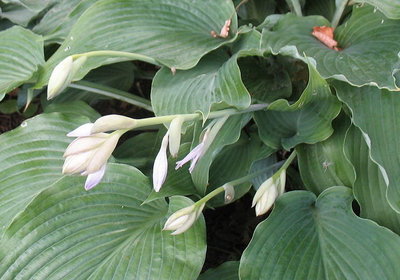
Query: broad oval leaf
[[296, 114, 355, 194], [345, 124, 400, 234], [0, 26, 44, 100], [36, 0, 238, 88], [151, 51, 251, 118], [0, 112, 89, 236], [262, 5, 400, 90], [254, 60, 341, 150], [335, 81, 400, 213], [239, 187, 400, 279], [0, 165, 206, 279]]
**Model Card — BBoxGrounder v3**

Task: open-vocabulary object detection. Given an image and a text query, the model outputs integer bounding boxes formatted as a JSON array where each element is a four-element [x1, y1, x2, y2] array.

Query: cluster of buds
[[62, 123, 123, 190], [252, 169, 286, 216]]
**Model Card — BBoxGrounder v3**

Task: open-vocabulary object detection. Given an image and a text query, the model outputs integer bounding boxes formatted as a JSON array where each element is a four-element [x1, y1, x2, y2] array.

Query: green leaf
[[152, 51, 251, 118], [198, 261, 239, 280], [43, 100, 101, 121], [190, 114, 252, 194], [0, 26, 44, 100], [35, 0, 238, 88], [114, 132, 160, 171], [0, 113, 90, 236], [344, 124, 400, 234], [335, 81, 400, 213], [262, 5, 400, 90], [0, 165, 206, 279], [236, 0, 276, 25], [304, 0, 336, 21], [353, 0, 400, 19], [296, 114, 355, 194], [254, 60, 341, 150], [239, 187, 400, 279], [33, 0, 98, 44]]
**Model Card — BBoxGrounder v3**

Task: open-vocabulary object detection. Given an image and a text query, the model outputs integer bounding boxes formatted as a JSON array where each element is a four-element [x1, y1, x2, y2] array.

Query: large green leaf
[[335, 81, 400, 213], [345, 125, 400, 234], [254, 61, 341, 150], [0, 165, 206, 279], [262, 5, 400, 90], [198, 261, 239, 280], [35, 0, 238, 88], [239, 187, 400, 279], [0, 113, 89, 236], [151, 51, 251, 118], [33, 0, 98, 44], [0, 26, 44, 100], [296, 114, 355, 195], [353, 0, 400, 19]]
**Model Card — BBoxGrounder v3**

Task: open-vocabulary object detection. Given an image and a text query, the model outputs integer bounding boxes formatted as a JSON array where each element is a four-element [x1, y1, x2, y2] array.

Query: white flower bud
[[163, 203, 205, 235], [47, 56, 73, 100], [91, 114, 137, 133], [168, 116, 184, 158], [153, 132, 169, 192]]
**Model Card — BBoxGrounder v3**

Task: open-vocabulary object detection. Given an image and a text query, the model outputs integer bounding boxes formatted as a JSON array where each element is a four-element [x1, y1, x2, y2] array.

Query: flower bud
[[168, 116, 184, 158], [163, 203, 205, 235], [153, 132, 169, 192], [252, 177, 278, 216], [223, 183, 235, 204], [91, 115, 137, 133], [47, 56, 73, 100]]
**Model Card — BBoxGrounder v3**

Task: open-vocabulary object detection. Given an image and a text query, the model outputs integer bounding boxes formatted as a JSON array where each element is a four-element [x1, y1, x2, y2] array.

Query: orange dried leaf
[[312, 26, 339, 51]]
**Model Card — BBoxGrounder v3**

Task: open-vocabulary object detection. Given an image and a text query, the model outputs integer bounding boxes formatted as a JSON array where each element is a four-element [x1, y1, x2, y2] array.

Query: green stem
[[286, 0, 302, 16], [72, 50, 159, 66], [331, 0, 348, 28], [69, 81, 153, 112], [118, 103, 269, 130], [195, 164, 280, 205], [279, 151, 297, 172]]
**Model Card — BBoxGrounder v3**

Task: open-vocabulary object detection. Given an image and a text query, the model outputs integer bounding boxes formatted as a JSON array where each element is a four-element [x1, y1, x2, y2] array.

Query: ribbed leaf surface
[[0, 113, 89, 236], [240, 187, 400, 279], [0, 26, 44, 100], [0, 166, 206, 279], [36, 0, 237, 87], [262, 5, 400, 90]]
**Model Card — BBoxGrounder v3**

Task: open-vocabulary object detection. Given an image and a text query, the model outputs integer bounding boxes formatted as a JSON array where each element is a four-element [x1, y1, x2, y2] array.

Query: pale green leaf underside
[[0, 166, 206, 280], [0, 113, 89, 236], [262, 5, 400, 90], [239, 187, 400, 280], [36, 0, 237, 88], [335, 81, 400, 213], [354, 0, 400, 19], [151, 51, 251, 118], [254, 61, 341, 150], [0, 26, 44, 99], [345, 125, 400, 234]]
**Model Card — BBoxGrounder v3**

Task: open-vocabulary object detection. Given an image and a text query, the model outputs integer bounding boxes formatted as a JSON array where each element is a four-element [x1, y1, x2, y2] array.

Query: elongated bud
[[277, 169, 286, 195], [153, 132, 169, 192], [47, 56, 73, 100], [251, 177, 278, 216], [91, 114, 137, 133], [168, 116, 184, 157], [163, 203, 205, 235]]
